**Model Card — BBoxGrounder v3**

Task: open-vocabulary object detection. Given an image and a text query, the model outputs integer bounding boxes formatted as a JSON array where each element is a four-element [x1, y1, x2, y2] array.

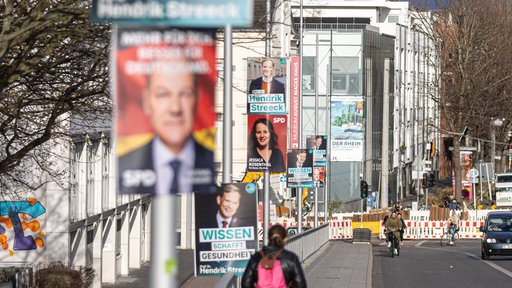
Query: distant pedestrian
[[449, 198, 458, 211], [392, 201, 402, 213], [397, 212, 407, 244], [242, 224, 307, 288]]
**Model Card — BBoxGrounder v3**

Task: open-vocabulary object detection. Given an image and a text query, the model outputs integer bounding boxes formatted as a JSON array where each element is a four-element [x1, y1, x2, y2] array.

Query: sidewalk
[[103, 249, 195, 288], [104, 239, 372, 288], [304, 240, 372, 288]]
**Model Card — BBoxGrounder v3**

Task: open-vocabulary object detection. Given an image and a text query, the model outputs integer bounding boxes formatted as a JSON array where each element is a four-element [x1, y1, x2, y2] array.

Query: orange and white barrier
[[379, 220, 485, 240], [329, 220, 353, 239], [257, 219, 485, 241], [258, 221, 321, 240]]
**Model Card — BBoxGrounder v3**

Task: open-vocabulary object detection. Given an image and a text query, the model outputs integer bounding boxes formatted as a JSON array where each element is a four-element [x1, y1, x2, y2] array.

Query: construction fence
[[260, 208, 504, 241]]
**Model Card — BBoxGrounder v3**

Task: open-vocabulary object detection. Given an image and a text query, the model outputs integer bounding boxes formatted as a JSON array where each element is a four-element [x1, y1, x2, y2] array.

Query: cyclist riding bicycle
[[446, 210, 460, 245], [384, 210, 402, 255]]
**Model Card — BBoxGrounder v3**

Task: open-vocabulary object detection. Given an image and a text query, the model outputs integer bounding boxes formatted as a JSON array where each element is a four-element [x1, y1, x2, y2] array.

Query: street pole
[[262, 0, 273, 246], [150, 195, 177, 288], [297, 0, 304, 235], [381, 59, 390, 206], [491, 118, 503, 173], [491, 120, 496, 173], [223, 25, 233, 186]]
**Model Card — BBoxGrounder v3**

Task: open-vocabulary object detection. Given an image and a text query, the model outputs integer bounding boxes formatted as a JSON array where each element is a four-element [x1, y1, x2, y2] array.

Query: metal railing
[[286, 223, 330, 262]]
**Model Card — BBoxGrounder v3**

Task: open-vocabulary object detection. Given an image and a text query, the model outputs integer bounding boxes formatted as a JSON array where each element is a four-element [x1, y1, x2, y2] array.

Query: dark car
[[480, 211, 512, 259]]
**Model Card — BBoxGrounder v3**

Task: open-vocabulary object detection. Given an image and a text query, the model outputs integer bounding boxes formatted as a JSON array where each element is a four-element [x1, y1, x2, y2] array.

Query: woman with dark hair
[[247, 117, 285, 172], [242, 224, 307, 288]]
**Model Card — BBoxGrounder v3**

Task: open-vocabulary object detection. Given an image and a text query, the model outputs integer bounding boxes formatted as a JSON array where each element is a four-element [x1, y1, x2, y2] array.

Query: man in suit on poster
[[248, 58, 285, 94], [312, 167, 324, 188], [311, 135, 326, 150], [118, 56, 214, 196], [201, 184, 249, 228], [288, 149, 311, 169]]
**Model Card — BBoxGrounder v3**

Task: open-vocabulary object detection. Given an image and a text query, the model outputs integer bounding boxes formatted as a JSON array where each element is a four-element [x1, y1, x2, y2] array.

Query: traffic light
[[308, 188, 315, 202], [360, 180, 368, 198]]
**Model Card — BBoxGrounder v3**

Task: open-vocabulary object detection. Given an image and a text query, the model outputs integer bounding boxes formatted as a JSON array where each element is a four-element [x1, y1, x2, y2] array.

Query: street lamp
[[491, 118, 504, 172]]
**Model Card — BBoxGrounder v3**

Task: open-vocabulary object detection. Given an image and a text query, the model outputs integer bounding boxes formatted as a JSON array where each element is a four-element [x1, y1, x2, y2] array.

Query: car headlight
[[486, 238, 497, 244]]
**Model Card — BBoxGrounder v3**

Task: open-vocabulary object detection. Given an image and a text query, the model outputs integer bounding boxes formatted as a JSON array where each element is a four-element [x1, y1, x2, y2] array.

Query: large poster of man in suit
[[114, 27, 216, 195], [195, 183, 258, 276]]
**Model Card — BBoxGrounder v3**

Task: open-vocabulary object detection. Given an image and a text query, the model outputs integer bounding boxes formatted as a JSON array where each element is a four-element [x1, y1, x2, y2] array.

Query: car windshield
[[488, 216, 512, 232]]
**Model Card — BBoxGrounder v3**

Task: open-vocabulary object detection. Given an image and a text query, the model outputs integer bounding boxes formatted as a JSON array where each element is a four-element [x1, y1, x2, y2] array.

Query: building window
[[216, 59, 224, 87], [331, 56, 361, 95], [216, 113, 223, 147], [102, 138, 110, 210], [86, 139, 95, 216], [388, 15, 399, 23], [302, 56, 315, 92], [70, 142, 81, 222]]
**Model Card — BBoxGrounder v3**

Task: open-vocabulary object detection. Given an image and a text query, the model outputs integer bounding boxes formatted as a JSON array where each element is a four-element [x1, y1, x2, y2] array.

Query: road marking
[[414, 241, 426, 247], [464, 252, 512, 278]]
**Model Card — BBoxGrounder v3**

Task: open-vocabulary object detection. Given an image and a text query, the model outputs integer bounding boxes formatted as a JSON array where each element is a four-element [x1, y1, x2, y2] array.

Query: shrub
[[35, 261, 94, 288]]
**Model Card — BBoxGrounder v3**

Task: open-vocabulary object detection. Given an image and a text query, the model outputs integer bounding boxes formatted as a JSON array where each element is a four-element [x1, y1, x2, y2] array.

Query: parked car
[[480, 211, 512, 260]]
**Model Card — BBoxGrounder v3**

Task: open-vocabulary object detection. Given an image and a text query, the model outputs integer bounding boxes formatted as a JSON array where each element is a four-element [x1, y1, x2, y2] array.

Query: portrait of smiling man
[[117, 55, 215, 196]]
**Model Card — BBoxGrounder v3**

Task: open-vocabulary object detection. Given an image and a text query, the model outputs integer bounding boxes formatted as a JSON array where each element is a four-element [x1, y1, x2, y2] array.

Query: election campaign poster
[[246, 115, 287, 173], [307, 135, 328, 167], [114, 27, 216, 195], [195, 183, 258, 276], [330, 96, 364, 162], [246, 57, 287, 115], [286, 149, 314, 188]]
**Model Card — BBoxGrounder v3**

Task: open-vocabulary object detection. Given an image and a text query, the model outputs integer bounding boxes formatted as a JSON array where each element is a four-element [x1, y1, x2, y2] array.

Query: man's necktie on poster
[[170, 159, 181, 194], [222, 221, 228, 228]]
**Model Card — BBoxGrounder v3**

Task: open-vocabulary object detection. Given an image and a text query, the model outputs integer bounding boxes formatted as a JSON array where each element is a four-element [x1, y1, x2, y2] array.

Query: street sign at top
[[90, 0, 253, 28]]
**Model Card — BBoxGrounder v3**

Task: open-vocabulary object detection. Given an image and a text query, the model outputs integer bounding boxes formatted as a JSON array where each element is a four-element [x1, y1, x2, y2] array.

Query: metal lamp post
[[491, 118, 503, 172]]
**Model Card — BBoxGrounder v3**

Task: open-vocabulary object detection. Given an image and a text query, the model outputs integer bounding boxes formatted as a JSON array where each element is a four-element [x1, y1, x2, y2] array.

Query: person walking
[[242, 224, 307, 288]]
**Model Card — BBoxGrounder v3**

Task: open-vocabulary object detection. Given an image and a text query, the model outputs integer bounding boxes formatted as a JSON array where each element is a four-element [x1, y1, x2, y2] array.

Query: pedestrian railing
[[286, 223, 330, 262]]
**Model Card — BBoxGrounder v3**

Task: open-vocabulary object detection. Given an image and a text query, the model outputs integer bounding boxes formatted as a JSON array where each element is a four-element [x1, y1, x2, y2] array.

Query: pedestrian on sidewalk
[[241, 224, 307, 288]]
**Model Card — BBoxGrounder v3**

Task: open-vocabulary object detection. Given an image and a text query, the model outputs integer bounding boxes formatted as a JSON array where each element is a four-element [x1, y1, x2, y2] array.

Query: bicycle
[[440, 226, 459, 246], [385, 229, 400, 257]]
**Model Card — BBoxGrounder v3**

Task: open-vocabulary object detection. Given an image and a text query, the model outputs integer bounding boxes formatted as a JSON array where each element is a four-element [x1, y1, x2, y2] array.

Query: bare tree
[[412, 0, 512, 201], [0, 1, 111, 197]]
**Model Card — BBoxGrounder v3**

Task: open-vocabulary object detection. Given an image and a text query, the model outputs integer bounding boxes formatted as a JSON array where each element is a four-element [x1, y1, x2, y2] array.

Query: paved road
[[372, 239, 512, 288]]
